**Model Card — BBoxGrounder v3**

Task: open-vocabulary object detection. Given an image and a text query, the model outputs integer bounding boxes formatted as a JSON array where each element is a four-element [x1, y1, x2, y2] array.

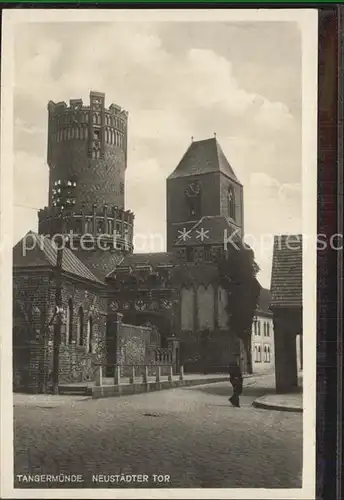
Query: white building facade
[[251, 289, 275, 373]]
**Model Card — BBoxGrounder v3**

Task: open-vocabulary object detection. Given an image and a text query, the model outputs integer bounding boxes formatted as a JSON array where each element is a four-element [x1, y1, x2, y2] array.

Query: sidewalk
[[252, 373, 303, 413], [13, 372, 267, 404], [253, 393, 303, 413]]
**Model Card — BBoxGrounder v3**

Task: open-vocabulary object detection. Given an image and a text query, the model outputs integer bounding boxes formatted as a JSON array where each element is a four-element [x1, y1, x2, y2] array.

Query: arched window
[[267, 322, 270, 337], [85, 218, 92, 234], [87, 316, 93, 353], [257, 345, 261, 363], [257, 321, 261, 336], [263, 322, 266, 336], [267, 346, 271, 363], [264, 345, 267, 362], [228, 185, 236, 220], [66, 299, 73, 344], [77, 307, 84, 346], [107, 219, 113, 235]]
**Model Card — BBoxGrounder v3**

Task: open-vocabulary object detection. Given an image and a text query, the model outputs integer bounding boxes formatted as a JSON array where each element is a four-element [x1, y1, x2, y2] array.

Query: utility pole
[[51, 178, 76, 394]]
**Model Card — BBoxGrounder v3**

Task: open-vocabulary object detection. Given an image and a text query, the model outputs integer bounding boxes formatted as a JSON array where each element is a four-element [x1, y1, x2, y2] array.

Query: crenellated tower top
[[39, 91, 134, 254]]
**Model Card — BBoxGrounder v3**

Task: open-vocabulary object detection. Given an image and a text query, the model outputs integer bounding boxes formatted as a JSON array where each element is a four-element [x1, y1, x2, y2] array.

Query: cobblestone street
[[14, 375, 302, 489]]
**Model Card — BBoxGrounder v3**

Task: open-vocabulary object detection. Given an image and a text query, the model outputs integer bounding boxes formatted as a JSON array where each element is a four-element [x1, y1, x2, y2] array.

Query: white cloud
[[12, 20, 302, 287], [14, 151, 48, 208]]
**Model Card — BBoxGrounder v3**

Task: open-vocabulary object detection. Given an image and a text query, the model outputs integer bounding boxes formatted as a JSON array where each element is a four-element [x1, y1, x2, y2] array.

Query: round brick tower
[[38, 91, 134, 278]]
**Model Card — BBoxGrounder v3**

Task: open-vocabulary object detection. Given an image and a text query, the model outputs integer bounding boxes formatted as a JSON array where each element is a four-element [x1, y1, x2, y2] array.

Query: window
[[77, 307, 84, 346], [66, 299, 73, 344], [267, 346, 271, 363], [85, 218, 92, 234], [257, 321, 261, 336], [228, 185, 236, 220], [254, 344, 262, 363], [203, 247, 212, 262], [264, 345, 268, 362], [266, 322, 270, 337], [87, 316, 93, 353], [263, 322, 266, 336], [253, 319, 257, 335], [107, 219, 113, 235]]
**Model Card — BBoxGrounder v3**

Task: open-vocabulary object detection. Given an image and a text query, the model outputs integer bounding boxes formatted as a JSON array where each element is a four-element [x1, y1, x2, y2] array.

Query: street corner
[[252, 393, 303, 413]]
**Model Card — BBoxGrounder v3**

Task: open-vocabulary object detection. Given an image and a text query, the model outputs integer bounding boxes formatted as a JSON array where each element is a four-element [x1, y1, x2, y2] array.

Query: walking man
[[228, 355, 243, 408]]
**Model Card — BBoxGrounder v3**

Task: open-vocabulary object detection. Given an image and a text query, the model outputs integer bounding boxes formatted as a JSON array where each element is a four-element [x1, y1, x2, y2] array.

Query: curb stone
[[252, 397, 303, 413]]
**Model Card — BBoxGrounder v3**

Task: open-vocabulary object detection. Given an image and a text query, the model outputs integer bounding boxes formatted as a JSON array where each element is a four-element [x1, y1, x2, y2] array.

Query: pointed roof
[[168, 137, 241, 184], [13, 231, 104, 285], [270, 234, 302, 308]]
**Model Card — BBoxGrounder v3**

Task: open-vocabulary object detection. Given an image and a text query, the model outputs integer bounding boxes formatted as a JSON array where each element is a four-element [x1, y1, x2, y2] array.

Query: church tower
[[166, 137, 243, 252], [38, 91, 134, 279]]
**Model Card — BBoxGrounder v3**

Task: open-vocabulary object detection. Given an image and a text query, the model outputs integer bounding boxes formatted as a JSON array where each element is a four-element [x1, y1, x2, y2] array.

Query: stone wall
[[13, 272, 53, 393], [116, 323, 151, 376]]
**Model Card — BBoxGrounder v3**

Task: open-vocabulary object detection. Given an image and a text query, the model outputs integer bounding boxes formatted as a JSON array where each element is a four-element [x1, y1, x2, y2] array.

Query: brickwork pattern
[[49, 141, 126, 212], [13, 273, 54, 393], [58, 280, 107, 383], [13, 270, 107, 391]]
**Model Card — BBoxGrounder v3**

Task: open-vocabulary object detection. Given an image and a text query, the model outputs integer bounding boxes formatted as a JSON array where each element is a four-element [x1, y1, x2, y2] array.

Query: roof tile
[[13, 232, 104, 285], [168, 137, 241, 183], [270, 234, 302, 308]]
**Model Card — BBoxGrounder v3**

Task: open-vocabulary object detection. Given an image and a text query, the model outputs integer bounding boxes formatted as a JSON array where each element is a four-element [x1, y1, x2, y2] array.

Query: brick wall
[[13, 273, 52, 393], [57, 279, 107, 383], [49, 140, 126, 212], [13, 269, 107, 391]]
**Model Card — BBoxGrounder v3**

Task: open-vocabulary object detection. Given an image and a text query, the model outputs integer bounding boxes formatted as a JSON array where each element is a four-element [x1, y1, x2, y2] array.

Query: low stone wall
[[92, 375, 229, 399]]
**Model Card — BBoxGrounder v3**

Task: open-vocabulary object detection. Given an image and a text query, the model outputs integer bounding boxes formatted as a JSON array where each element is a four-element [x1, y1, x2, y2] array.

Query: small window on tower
[[228, 185, 236, 220]]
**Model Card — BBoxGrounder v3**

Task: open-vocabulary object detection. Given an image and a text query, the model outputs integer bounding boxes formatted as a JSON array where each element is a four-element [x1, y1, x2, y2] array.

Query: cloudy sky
[[13, 16, 303, 288]]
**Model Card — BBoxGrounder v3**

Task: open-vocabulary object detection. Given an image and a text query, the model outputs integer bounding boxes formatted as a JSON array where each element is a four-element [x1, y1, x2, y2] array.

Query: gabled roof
[[13, 232, 104, 285], [270, 234, 302, 308], [256, 288, 272, 315], [168, 137, 241, 184], [174, 215, 241, 247], [106, 252, 176, 278]]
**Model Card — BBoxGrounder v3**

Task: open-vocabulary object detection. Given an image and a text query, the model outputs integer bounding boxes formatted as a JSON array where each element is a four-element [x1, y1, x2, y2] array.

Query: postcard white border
[[0, 8, 318, 500]]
